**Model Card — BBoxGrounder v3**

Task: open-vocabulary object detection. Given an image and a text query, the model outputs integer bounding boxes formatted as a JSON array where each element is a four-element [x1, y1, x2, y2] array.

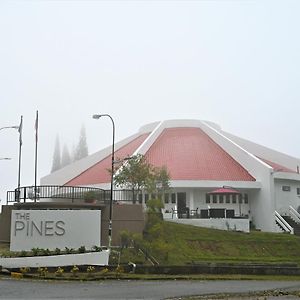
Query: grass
[[3, 221, 300, 267], [119, 221, 300, 266]]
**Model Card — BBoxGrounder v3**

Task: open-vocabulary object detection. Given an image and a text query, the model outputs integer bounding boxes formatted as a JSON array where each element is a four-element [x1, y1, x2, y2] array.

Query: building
[[41, 119, 300, 234]]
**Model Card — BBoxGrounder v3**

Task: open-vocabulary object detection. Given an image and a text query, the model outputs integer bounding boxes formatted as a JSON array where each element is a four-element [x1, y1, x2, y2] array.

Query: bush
[[55, 267, 64, 277], [71, 265, 79, 276], [31, 248, 40, 256], [65, 247, 74, 254], [37, 267, 48, 277], [54, 248, 61, 255], [19, 267, 30, 274], [78, 246, 86, 253]]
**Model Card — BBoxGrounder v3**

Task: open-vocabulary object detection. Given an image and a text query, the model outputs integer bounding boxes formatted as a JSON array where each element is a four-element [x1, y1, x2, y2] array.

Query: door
[[177, 192, 187, 217]]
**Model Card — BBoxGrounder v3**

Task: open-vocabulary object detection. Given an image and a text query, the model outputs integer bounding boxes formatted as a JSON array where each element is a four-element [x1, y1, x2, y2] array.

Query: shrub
[[78, 246, 86, 253], [41, 248, 51, 256], [86, 265, 95, 275], [37, 267, 48, 277], [99, 267, 109, 275], [55, 267, 64, 277], [71, 265, 79, 276], [54, 248, 61, 255], [31, 248, 40, 256], [20, 267, 30, 274], [19, 250, 27, 257], [65, 247, 74, 254], [92, 245, 101, 252]]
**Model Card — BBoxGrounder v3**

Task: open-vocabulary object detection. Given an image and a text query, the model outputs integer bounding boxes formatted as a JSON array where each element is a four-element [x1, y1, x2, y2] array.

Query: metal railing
[[6, 186, 140, 204], [275, 211, 294, 234]]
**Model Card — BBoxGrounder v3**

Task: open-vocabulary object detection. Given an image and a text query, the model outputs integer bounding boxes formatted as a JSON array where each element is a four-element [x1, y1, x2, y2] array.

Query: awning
[[208, 187, 241, 194]]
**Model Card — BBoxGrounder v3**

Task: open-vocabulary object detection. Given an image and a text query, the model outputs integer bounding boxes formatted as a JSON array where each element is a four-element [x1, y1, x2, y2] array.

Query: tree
[[61, 144, 71, 168], [51, 135, 61, 173], [74, 125, 88, 161], [114, 154, 170, 202]]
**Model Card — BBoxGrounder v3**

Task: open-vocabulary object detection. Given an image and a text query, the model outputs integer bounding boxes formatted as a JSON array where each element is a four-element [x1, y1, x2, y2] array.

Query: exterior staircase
[[282, 215, 300, 236]]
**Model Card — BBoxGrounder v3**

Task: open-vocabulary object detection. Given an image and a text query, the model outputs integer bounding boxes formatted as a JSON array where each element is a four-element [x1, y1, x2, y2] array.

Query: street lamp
[[92, 114, 115, 249], [0, 125, 19, 131]]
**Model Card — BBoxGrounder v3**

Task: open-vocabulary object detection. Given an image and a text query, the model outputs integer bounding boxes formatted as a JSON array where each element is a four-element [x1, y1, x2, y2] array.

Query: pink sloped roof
[[209, 187, 241, 194], [65, 133, 149, 186], [258, 157, 297, 174], [145, 127, 255, 181]]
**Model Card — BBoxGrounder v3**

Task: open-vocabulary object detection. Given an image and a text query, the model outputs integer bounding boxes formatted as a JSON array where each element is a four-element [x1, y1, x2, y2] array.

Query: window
[[297, 188, 300, 196], [282, 186, 291, 192], [144, 194, 149, 204], [171, 193, 176, 203], [238, 194, 243, 204], [232, 194, 237, 204], [206, 194, 210, 204], [225, 194, 230, 203], [244, 193, 248, 204], [213, 195, 217, 203], [164, 193, 169, 204], [138, 193, 143, 204], [219, 195, 224, 203]]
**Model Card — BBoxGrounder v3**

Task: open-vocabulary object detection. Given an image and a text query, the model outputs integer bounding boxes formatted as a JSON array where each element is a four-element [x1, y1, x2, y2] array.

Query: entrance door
[[177, 192, 187, 217]]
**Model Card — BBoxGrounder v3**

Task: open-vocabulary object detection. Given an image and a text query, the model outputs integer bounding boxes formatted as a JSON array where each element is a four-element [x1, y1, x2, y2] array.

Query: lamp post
[[92, 114, 115, 249], [1, 118, 23, 201], [0, 126, 19, 131]]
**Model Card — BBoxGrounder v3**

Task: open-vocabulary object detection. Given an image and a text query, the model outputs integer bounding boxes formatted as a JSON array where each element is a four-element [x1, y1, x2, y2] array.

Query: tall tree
[[114, 154, 170, 199], [51, 135, 61, 173], [61, 144, 71, 168], [74, 125, 89, 161]]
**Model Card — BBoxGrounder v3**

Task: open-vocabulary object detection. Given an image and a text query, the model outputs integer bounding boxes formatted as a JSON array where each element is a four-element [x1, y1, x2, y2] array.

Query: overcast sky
[[1, 0, 300, 207]]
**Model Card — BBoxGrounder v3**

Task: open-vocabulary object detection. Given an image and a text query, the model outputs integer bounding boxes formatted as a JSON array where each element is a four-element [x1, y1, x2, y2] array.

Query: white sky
[[1, 0, 300, 207]]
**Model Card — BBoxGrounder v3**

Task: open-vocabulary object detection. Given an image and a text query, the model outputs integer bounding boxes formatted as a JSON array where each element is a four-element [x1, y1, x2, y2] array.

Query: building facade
[[41, 119, 300, 233]]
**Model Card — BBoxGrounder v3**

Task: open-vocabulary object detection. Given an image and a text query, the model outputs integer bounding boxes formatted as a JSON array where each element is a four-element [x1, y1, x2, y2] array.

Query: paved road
[[0, 278, 300, 299]]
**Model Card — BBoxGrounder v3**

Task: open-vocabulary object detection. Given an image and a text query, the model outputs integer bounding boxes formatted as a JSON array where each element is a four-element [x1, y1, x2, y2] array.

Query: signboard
[[10, 210, 101, 251]]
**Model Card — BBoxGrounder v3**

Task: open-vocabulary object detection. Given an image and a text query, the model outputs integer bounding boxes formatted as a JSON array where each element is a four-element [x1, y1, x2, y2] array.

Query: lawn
[[119, 221, 300, 265]]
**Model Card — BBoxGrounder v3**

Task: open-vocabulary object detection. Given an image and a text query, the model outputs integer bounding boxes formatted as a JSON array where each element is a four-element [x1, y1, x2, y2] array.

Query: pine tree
[[74, 125, 89, 161], [51, 135, 61, 172], [61, 144, 71, 168]]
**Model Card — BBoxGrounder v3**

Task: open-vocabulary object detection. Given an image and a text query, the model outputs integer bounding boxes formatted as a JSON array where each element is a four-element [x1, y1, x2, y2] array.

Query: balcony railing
[[6, 186, 139, 205]]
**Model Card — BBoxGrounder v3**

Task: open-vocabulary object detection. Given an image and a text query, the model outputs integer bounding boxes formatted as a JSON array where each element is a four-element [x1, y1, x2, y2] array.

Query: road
[[1, 278, 300, 299]]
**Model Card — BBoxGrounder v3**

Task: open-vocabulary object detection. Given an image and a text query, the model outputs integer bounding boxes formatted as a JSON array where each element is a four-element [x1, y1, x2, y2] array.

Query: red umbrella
[[209, 187, 240, 194]]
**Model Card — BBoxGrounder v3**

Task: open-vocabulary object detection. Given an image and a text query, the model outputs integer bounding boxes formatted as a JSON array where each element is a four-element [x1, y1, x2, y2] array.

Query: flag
[[18, 115, 23, 146], [35, 110, 38, 142]]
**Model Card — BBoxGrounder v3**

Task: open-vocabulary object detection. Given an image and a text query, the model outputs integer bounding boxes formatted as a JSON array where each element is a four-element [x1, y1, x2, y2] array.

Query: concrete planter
[[0, 250, 109, 268]]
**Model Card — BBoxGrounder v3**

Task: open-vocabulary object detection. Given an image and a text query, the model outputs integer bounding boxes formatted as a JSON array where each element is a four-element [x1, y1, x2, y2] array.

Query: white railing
[[289, 206, 300, 224], [275, 211, 294, 234]]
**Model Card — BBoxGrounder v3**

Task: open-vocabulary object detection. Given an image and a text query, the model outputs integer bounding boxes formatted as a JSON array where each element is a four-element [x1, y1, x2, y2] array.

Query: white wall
[[10, 210, 101, 251], [168, 218, 250, 233], [274, 179, 300, 214], [200, 121, 275, 232]]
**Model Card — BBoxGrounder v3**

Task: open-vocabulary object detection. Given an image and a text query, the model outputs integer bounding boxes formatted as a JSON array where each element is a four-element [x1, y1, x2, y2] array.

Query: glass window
[[238, 194, 243, 204], [213, 195, 217, 203], [226, 194, 230, 203], [206, 194, 210, 204], [282, 186, 291, 192], [297, 188, 300, 195], [171, 193, 176, 204], [219, 195, 224, 203], [232, 194, 237, 204], [144, 194, 149, 204], [164, 193, 169, 204], [244, 193, 248, 204]]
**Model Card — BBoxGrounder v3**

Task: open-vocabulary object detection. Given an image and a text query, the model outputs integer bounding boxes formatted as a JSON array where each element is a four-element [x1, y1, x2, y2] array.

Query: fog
[[1, 0, 300, 207]]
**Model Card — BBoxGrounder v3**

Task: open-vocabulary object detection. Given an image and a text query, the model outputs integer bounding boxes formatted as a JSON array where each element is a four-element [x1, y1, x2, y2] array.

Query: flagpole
[[34, 110, 38, 202], [17, 115, 23, 201]]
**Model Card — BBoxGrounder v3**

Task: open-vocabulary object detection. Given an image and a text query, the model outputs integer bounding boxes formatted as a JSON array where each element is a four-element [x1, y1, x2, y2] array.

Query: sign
[[10, 210, 101, 251]]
